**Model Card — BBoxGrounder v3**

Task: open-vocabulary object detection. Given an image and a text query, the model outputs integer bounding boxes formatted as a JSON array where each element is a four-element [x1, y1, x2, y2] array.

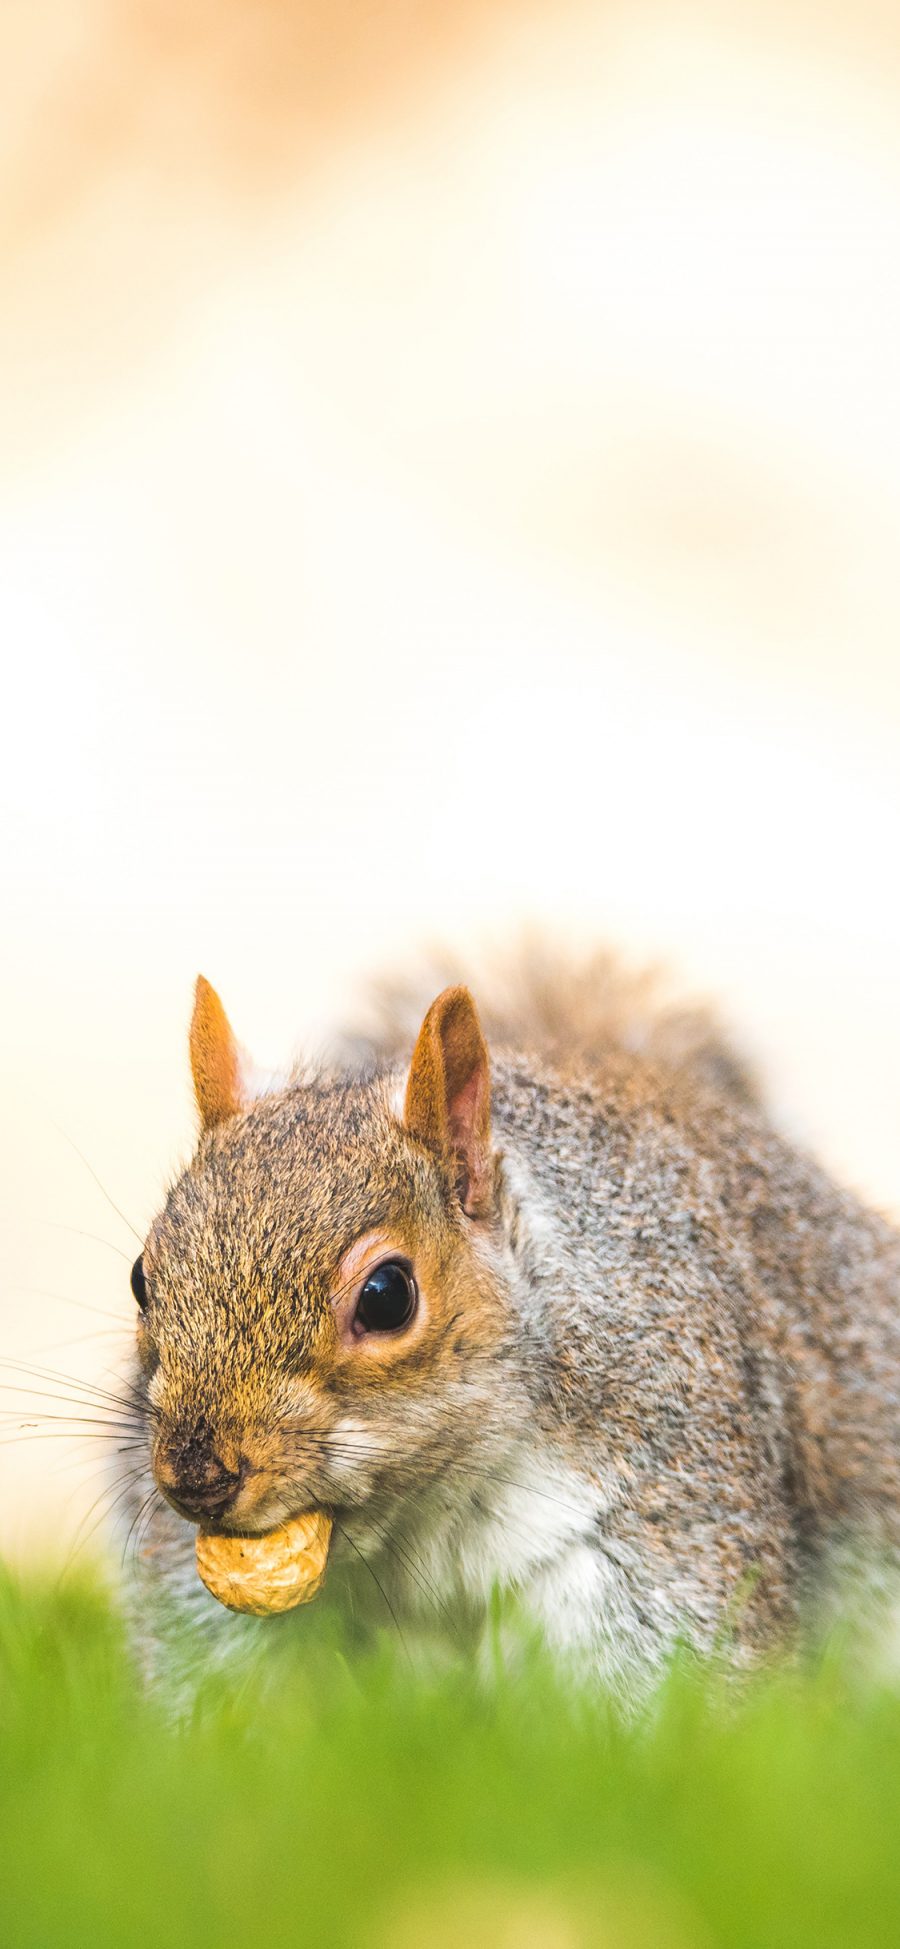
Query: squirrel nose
[[156, 1434, 245, 1521]]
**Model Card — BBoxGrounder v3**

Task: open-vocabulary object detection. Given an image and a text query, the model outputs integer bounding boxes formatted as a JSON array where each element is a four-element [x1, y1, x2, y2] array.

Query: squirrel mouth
[[197, 1499, 331, 1540]]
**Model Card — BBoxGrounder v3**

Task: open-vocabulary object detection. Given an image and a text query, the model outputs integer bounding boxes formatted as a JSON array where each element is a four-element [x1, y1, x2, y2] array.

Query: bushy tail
[[343, 936, 759, 1107]]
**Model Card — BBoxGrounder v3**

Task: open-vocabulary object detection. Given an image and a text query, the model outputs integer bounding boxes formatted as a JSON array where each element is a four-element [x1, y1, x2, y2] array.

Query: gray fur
[[118, 950, 900, 1700]]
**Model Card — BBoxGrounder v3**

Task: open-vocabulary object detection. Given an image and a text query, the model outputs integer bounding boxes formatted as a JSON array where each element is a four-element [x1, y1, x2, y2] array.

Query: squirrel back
[[121, 946, 900, 1698]]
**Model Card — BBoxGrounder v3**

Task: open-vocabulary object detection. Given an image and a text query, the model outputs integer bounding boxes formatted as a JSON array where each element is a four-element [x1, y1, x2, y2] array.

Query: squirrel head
[[134, 978, 517, 1537]]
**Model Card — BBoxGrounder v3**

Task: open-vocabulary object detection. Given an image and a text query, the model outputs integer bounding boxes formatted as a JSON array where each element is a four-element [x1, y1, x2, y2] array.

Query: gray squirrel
[[119, 948, 900, 1699]]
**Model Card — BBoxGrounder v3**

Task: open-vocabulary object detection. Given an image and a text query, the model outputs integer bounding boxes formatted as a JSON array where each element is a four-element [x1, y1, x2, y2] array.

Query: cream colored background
[[2, 0, 900, 1558]]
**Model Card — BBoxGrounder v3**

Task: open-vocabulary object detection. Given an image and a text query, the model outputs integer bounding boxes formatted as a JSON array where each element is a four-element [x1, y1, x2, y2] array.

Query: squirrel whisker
[[59, 1464, 153, 1579], [333, 1520, 415, 1670], [118, 1483, 164, 1576], [29, 1220, 134, 1264], [0, 1354, 152, 1410], [48, 1120, 144, 1247], [351, 1508, 467, 1646], [6, 1286, 129, 1325]]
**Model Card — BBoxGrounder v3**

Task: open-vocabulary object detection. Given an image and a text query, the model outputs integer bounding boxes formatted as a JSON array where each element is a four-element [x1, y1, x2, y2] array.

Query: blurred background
[[2, 0, 900, 1557]]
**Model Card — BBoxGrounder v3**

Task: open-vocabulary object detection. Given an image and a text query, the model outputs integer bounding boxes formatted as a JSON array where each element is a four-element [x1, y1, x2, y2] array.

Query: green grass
[[2, 1568, 900, 1948]]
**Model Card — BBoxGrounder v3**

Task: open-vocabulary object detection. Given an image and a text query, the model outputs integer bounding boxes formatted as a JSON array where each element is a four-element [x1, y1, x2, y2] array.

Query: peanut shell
[[195, 1508, 333, 1616]]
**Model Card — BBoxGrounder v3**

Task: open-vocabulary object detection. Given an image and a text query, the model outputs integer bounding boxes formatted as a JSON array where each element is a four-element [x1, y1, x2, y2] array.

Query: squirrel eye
[[130, 1255, 148, 1312], [354, 1260, 417, 1335]]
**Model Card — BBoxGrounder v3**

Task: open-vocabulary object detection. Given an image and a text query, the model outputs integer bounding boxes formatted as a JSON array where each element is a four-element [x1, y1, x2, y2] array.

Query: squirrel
[[119, 946, 900, 1701]]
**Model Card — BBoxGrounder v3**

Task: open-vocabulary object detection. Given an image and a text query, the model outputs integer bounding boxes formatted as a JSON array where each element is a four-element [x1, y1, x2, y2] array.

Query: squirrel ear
[[403, 986, 492, 1217], [189, 977, 246, 1128]]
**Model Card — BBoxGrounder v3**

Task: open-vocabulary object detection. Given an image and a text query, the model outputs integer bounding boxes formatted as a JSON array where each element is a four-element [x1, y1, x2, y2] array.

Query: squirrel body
[[121, 951, 900, 1698]]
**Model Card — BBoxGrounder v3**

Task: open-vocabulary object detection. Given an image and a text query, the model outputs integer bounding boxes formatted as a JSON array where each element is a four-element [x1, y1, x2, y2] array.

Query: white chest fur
[[344, 1447, 669, 1691], [352, 1450, 601, 1632]]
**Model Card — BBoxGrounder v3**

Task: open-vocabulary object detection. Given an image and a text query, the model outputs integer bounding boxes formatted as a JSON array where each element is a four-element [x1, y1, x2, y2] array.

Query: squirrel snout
[[154, 1427, 246, 1523]]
